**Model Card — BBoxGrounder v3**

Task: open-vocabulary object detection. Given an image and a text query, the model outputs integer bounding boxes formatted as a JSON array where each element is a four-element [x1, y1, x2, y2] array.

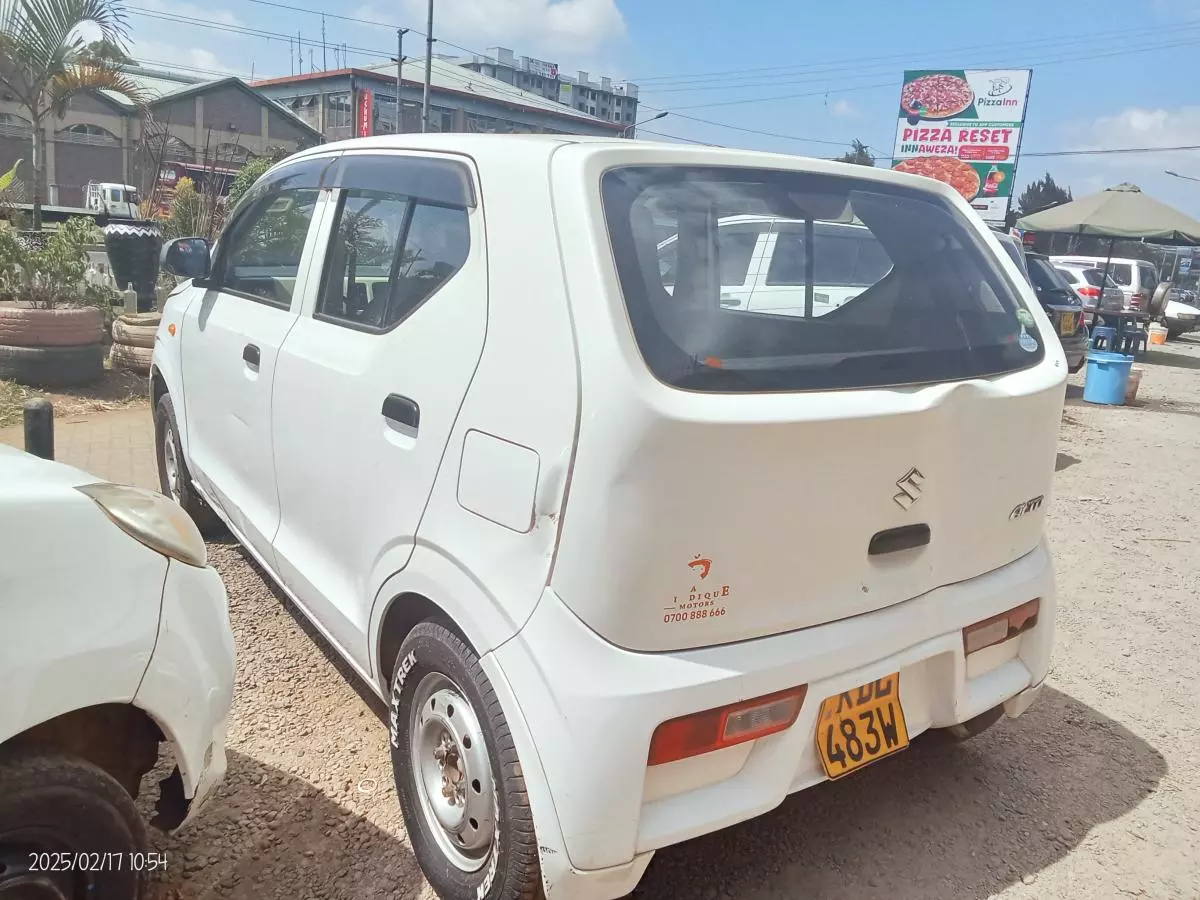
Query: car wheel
[[1167, 327, 1184, 339], [0, 751, 149, 900], [389, 622, 541, 900], [1068, 358, 1085, 374], [154, 393, 223, 537]]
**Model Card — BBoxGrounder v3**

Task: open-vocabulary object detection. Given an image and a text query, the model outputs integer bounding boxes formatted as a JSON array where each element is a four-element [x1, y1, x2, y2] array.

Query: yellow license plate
[[816, 673, 909, 779], [1059, 312, 1077, 336]]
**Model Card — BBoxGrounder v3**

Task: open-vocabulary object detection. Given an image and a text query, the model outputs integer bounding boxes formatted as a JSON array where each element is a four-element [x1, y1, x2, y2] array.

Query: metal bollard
[[23, 398, 54, 460]]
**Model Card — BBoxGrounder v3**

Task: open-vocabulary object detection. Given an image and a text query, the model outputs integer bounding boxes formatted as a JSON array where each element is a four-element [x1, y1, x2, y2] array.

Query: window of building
[[216, 188, 320, 308], [327, 93, 353, 129], [60, 122, 119, 144], [589, 105, 596, 114], [318, 187, 470, 330]]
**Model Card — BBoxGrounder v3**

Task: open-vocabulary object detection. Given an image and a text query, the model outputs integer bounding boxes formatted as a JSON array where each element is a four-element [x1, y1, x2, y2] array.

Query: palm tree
[[0, 0, 145, 228]]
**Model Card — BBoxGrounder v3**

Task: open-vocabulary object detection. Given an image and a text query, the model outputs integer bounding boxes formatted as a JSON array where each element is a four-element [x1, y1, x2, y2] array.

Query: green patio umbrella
[[1016, 182, 1200, 244]]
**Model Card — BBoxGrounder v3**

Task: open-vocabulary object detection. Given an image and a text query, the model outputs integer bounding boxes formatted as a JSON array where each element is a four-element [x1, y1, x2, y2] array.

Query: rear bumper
[[1059, 332, 1088, 368], [492, 538, 1055, 896]]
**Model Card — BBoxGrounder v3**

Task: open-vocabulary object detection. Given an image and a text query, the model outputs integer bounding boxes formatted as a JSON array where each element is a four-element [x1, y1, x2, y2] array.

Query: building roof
[[99, 64, 323, 139], [253, 56, 623, 132]]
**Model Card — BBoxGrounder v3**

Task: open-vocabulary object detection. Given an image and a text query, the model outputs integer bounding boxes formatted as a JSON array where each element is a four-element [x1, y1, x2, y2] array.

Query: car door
[[269, 152, 485, 667], [179, 156, 330, 569]]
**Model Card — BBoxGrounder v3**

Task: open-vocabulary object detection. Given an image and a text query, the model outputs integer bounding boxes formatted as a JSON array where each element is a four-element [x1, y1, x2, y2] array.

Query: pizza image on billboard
[[892, 157, 982, 201], [900, 73, 975, 120]]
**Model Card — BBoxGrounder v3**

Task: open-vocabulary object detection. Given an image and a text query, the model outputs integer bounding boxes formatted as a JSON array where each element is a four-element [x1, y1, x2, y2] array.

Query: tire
[[389, 623, 541, 900], [0, 342, 104, 387], [112, 318, 157, 349], [117, 312, 162, 328], [0, 306, 103, 347], [1167, 327, 1184, 340], [1068, 358, 1085, 374], [154, 392, 223, 536], [0, 750, 149, 900], [110, 342, 153, 374]]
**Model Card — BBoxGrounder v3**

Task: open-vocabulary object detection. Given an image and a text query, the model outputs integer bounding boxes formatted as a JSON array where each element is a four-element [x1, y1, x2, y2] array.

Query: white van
[[1050, 255, 1158, 311], [151, 136, 1062, 900], [657, 216, 892, 318]]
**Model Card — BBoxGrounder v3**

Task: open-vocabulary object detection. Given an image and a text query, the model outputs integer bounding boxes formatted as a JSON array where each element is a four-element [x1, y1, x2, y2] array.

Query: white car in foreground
[[152, 135, 1060, 900], [0, 446, 234, 899]]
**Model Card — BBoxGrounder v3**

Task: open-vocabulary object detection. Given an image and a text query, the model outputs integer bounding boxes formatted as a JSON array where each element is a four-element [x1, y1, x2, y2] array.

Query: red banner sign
[[357, 89, 373, 137]]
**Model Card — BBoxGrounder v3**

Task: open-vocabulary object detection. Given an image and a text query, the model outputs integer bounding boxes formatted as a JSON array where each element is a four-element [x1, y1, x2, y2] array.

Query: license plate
[[816, 673, 909, 779], [1059, 312, 1077, 336]]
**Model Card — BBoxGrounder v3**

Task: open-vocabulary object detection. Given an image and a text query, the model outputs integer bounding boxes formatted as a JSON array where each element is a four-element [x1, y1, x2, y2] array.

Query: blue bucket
[[1083, 351, 1134, 405]]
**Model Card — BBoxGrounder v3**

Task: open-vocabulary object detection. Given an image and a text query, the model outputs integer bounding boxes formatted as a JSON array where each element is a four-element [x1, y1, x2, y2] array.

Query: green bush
[[0, 216, 116, 312]]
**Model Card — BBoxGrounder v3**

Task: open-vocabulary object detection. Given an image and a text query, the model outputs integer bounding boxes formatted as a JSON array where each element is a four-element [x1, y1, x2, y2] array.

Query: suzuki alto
[[151, 135, 1062, 900]]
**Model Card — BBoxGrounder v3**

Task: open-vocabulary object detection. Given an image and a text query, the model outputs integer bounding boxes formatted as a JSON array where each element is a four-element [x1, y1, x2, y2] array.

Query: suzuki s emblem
[[893, 467, 925, 510]]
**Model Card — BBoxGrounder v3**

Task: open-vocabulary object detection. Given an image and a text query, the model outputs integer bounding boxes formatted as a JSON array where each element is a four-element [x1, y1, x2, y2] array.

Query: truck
[[84, 181, 141, 219]]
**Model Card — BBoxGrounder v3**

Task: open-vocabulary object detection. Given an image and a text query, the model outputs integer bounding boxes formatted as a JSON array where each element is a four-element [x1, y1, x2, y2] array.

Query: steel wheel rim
[[162, 422, 180, 501], [0, 835, 85, 900], [408, 672, 496, 872]]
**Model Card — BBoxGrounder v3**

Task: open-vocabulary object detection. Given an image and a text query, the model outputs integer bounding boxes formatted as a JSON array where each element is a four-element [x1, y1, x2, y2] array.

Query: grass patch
[[0, 379, 42, 428], [0, 366, 149, 432]]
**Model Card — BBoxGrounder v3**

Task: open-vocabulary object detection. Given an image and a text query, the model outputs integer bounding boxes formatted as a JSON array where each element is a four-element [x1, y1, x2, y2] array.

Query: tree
[[1017, 172, 1073, 217], [225, 146, 290, 211], [836, 139, 875, 167], [0, 0, 146, 229], [79, 37, 130, 64]]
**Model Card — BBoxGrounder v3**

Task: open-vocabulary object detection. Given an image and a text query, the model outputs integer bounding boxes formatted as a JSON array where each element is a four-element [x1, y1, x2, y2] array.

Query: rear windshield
[[601, 166, 1044, 392], [1026, 257, 1075, 299]]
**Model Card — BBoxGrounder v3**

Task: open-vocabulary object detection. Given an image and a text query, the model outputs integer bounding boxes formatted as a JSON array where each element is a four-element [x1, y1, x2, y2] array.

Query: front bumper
[[491, 539, 1055, 898], [134, 559, 236, 828]]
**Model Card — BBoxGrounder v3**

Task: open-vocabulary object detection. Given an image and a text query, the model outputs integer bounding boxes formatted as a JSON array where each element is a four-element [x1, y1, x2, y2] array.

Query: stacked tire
[[0, 306, 105, 387], [109, 311, 158, 374]]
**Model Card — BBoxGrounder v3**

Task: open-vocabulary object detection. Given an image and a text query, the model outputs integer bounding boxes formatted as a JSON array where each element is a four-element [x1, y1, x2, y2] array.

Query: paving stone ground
[[0, 404, 156, 489]]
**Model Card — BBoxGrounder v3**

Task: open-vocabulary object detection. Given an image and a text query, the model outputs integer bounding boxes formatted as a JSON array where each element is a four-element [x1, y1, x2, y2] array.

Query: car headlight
[[77, 482, 207, 567]]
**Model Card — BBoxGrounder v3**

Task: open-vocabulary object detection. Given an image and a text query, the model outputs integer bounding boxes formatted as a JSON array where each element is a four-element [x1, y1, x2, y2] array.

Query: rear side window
[[660, 223, 761, 288], [766, 225, 893, 288], [1138, 264, 1158, 289], [1108, 263, 1133, 286], [601, 166, 1043, 393]]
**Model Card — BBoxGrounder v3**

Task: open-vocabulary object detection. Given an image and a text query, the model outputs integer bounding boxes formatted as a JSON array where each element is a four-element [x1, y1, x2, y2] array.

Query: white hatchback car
[[151, 135, 1061, 900], [0, 445, 234, 898]]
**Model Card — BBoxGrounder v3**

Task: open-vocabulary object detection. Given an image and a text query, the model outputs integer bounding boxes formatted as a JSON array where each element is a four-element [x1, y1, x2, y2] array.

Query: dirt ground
[[0, 366, 147, 428], [146, 338, 1200, 900]]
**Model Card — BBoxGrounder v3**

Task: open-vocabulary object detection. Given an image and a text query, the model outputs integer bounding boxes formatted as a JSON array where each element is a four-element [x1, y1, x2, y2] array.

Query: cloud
[[1061, 105, 1200, 171], [829, 98, 857, 118], [130, 38, 247, 76], [388, 0, 626, 56]]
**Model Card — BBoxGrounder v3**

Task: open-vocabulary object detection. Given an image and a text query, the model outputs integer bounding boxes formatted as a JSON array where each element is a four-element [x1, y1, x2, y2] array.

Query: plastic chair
[[1122, 329, 1148, 356], [1090, 326, 1116, 350]]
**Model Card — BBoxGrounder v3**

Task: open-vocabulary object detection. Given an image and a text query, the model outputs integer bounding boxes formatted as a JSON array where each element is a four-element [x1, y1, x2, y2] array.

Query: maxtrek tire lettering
[[389, 650, 417, 749]]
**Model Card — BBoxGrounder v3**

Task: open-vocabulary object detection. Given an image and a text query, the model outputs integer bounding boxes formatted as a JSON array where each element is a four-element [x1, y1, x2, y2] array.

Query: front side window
[[217, 188, 319, 307], [318, 188, 469, 330], [659, 223, 762, 289], [602, 165, 1044, 393]]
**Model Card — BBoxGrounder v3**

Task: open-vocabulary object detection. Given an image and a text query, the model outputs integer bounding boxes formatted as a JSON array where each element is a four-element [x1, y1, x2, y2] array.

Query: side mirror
[[161, 237, 211, 281]]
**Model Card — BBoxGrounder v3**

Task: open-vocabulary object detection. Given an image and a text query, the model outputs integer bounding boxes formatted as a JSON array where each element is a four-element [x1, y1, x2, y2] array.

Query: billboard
[[357, 89, 373, 138], [890, 69, 1032, 224]]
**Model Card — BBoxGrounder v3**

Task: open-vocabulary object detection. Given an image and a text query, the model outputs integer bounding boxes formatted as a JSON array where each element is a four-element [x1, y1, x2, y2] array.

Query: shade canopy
[[1016, 183, 1200, 246]]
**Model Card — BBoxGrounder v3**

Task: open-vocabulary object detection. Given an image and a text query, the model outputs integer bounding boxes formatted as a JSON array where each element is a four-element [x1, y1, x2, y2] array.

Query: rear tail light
[[962, 599, 1040, 656], [1077, 286, 1101, 299], [1131, 293, 1145, 310], [648, 686, 808, 766]]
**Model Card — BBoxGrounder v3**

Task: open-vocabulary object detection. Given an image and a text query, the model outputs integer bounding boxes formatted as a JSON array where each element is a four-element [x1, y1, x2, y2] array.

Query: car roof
[[281, 133, 974, 200]]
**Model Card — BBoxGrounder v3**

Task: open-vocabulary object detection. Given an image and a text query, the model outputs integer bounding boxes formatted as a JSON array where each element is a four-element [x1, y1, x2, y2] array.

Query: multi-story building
[[0, 64, 321, 208], [455, 47, 640, 129], [253, 55, 624, 143]]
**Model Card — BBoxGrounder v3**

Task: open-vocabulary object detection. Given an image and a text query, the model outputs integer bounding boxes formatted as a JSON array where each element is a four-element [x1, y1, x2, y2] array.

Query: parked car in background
[[0, 446, 234, 899], [1053, 263, 1125, 322], [85, 180, 141, 220], [152, 135, 1061, 900], [1163, 295, 1200, 337], [1051, 255, 1159, 313], [995, 233, 1088, 372]]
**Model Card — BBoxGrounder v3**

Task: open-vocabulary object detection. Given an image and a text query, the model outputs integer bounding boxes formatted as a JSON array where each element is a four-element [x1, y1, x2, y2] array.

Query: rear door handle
[[382, 394, 420, 430], [243, 343, 260, 366], [868, 524, 930, 556]]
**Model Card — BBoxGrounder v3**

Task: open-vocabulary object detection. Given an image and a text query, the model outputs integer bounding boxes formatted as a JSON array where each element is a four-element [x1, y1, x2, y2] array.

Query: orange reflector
[[648, 686, 807, 766], [167, 323, 177, 336], [963, 598, 1040, 656], [703, 356, 724, 368]]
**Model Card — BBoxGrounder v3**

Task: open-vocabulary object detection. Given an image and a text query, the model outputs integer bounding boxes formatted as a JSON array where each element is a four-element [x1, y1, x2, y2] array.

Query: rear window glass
[[601, 166, 1044, 393], [1026, 257, 1074, 297]]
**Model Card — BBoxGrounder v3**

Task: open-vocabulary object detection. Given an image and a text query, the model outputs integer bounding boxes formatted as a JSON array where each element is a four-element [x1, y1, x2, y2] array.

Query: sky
[[113, 0, 1200, 217]]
